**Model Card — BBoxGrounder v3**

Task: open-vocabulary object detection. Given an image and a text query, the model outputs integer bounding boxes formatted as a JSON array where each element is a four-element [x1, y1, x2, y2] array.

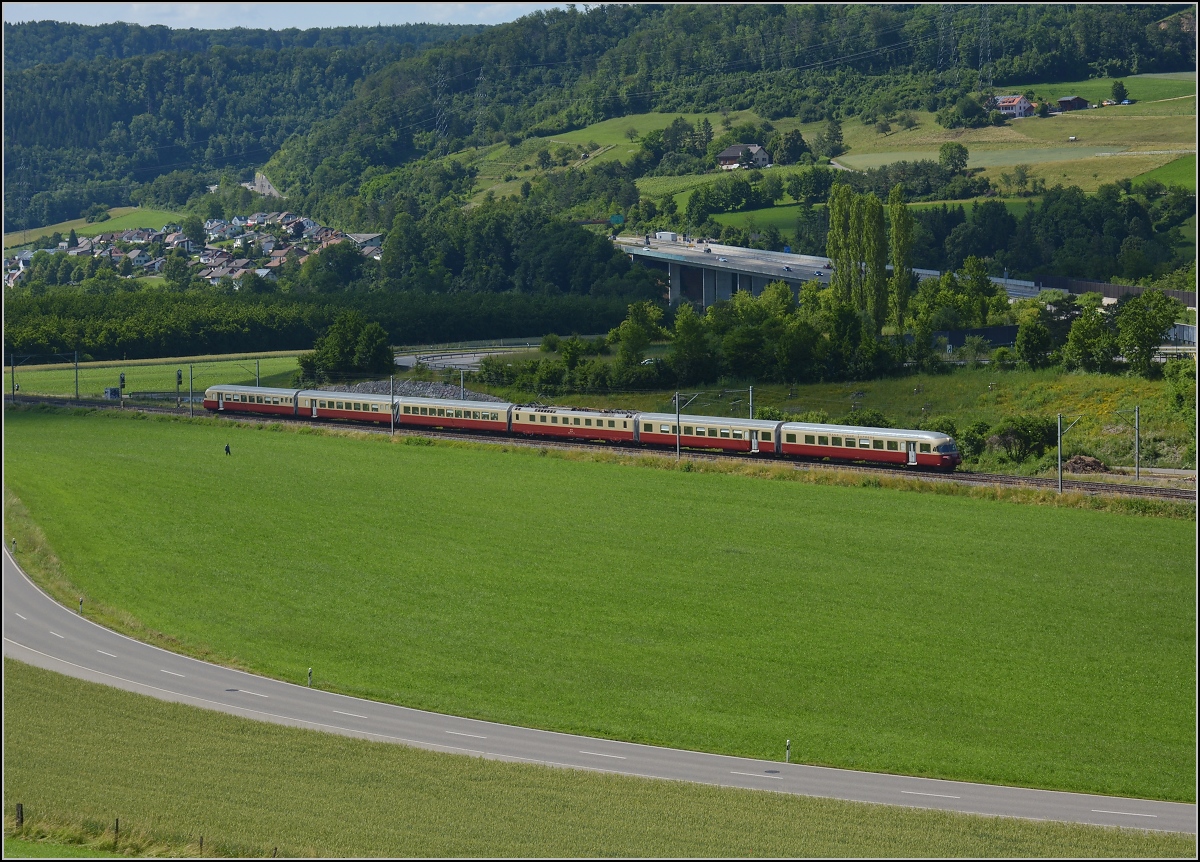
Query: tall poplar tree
[[887, 184, 915, 336], [860, 192, 888, 334], [826, 181, 855, 304]]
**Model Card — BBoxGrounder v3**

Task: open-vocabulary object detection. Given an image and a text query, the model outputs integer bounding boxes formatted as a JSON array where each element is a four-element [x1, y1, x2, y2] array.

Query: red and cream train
[[204, 385, 962, 469]]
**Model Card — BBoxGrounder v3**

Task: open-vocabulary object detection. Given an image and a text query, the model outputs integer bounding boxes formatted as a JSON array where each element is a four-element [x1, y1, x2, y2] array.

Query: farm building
[[1056, 95, 1090, 111], [716, 144, 769, 170]]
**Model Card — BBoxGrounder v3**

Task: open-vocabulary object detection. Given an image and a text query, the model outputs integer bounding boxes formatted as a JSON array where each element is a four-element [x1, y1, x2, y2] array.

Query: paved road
[[3, 549, 1195, 834]]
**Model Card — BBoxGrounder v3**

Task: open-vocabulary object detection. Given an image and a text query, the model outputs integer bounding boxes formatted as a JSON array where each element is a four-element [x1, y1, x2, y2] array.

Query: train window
[[403, 405, 410, 414], [920, 443, 931, 453], [684, 426, 694, 435], [732, 430, 743, 440], [550, 415, 557, 423], [709, 428, 719, 437], [843, 437, 854, 447], [372, 405, 379, 412], [804, 434, 815, 444], [570, 417, 578, 425], [720, 429, 730, 438], [539, 415, 546, 423], [585, 418, 592, 426], [608, 420, 615, 428], [762, 431, 771, 442], [873, 439, 884, 449], [887, 440, 899, 451], [643, 423, 652, 432], [786, 433, 796, 443], [860, 439, 871, 448], [440, 408, 447, 417], [335, 401, 343, 410], [660, 425, 670, 433], [831, 436, 842, 446], [694, 426, 705, 435], [623, 421, 628, 429], [818, 435, 829, 445]]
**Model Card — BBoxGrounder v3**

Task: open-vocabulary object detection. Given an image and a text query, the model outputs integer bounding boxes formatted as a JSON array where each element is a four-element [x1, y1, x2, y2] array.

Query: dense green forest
[[3, 23, 481, 227], [2, 20, 487, 71]]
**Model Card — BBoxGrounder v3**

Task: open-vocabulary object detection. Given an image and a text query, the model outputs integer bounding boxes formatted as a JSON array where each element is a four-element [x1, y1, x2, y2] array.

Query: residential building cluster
[[4, 210, 383, 289]]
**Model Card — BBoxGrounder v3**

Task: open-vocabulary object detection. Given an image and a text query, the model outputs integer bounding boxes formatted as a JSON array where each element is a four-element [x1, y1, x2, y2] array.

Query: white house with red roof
[[995, 95, 1034, 118]]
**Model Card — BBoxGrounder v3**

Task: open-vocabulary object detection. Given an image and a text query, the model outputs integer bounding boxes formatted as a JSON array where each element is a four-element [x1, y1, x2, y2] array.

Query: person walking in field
[[225, 444, 231, 456]]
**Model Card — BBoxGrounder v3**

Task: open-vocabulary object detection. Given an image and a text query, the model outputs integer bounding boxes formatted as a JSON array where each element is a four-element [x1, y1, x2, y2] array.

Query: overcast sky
[[3, 2, 565, 29]]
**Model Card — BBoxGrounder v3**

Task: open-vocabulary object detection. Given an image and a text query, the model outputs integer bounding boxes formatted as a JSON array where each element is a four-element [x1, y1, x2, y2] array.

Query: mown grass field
[[3, 208, 186, 251], [1134, 153, 1197, 190], [7, 661, 1192, 858], [4, 408, 1195, 802], [4, 353, 302, 399]]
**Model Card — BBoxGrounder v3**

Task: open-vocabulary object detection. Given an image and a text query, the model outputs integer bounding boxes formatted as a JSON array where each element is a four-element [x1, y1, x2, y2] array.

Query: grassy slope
[[1134, 154, 1197, 190], [7, 660, 1192, 858], [4, 409, 1194, 801], [3, 208, 186, 251], [485, 366, 1194, 471], [5, 354, 302, 399]]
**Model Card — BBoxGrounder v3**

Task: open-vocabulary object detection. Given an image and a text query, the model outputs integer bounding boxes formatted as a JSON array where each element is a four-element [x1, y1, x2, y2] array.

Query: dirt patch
[[1065, 454, 1108, 473]]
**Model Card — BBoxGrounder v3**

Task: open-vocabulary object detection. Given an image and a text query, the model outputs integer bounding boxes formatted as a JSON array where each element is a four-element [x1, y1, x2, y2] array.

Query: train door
[[392, 400, 400, 426], [217, 392, 224, 410], [311, 398, 318, 418], [906, 441, 917, 465], [750, 430, 760, 453]]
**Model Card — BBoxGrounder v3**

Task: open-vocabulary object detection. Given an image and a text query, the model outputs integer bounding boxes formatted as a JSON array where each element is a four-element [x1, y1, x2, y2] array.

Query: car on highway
[[783, 265, 792, 271], [717, 257, 728, 261]]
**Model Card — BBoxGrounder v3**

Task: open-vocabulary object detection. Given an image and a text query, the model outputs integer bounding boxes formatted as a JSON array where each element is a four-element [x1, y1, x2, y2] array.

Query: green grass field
[[1134, 154, 1197, 190], [7, 660, 1192, 858], [3, 208, 187, 251], [4, 408, 1194, 802], [5, 353, 302, 399]]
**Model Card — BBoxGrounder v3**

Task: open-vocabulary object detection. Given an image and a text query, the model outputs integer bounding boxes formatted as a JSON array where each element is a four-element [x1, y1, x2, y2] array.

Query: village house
[[347, 232, 383, 250], [716, 143, 769, 170], [995, 95, 1034, 118]]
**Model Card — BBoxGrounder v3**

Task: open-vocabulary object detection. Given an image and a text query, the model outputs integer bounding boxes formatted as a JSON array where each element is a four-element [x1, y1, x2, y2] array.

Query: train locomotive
[[203, 385, 962, 470]]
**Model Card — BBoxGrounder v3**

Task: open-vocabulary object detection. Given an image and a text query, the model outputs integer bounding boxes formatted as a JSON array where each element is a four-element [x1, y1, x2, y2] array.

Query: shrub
[[987, 414, 1057, 462]]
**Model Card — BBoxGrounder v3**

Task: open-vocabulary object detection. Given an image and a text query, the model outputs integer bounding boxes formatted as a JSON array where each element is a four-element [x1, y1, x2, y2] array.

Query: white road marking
[[901, 790, 961, 799], [445, 730, 487, 739], [1091, 809, 1157, 818], [160, 669, 184, 677], [49, 631, 64, 638], [97, 650, 116, 658], [579, 750, 626, 759], [731, 771, 782, 780], [15, 613, 25, 620], [333, 710, 367, 719], [235, 689, 269, 698]]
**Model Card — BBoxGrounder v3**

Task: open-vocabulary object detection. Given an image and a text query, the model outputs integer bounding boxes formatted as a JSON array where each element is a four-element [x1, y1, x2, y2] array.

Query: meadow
[[6, 661, 1192, 858], [4, 408, 1195, 802], [3, 208, 186, 251], [1134, 154, 1197, 190], [5, 353, 302, 399]]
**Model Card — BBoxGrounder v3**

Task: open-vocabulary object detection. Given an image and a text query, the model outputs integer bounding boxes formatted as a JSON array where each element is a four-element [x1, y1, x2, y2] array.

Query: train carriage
[[511, 405, 636, 443], [298, 391, 393, 425], [205, 385, 301, 416], [394, 396, 509, 432], [635, 413, 783, 454], [778, 422, 960, 469]]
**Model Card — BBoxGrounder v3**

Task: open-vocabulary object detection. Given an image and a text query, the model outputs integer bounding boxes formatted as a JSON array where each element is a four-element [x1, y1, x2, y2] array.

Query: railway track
[[9, 395, 1196, 503]]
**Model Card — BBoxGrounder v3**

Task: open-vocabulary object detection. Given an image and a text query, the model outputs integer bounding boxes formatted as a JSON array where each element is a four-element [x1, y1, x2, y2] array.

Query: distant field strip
[[4, 409, 1194, 802], [6, 660, 1193, 858]]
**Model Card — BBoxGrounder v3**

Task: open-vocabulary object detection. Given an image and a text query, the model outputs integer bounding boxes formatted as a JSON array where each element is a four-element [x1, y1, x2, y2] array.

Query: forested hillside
[[2, 20, 487, 71], [267, 3, 1194, 229], [2, 22, 482, 227]]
